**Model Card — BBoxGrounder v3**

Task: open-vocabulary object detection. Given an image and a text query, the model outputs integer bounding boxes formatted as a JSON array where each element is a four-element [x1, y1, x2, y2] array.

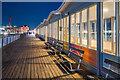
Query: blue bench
[[60, 46, 84, 71]]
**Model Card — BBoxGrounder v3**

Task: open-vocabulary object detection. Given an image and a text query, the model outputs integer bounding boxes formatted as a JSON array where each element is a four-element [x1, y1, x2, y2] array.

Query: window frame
[[101, 2, 118, 56], [90, 21, 97, 40], [70, 14, 76, 44]]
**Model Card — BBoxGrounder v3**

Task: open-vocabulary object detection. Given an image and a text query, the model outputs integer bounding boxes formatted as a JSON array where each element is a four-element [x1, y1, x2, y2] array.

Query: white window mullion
[[87, 8, 89, 48], [74, 13, 77, 44]]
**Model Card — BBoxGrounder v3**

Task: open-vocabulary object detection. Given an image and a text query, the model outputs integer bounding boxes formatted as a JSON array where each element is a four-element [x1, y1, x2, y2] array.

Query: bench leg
[[53, 51, 56, 55], [60, 56, 67, 63], [59, 51, 61, 56], [50, 50, 55, 55], [54, 51, 56, 54], [48, 46, 50, 49], [47, 45, 49, 49], [69, 59, 83, 71], [69, 63, 74, 71], [60, 51, 61, 54], [61, 59, 67, 63], [77, 59, 81, 70], [105, 74, 108, 79]]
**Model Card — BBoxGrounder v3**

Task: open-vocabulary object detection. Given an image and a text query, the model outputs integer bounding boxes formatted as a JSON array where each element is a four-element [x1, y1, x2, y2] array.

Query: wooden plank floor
[[2, 35, 84, 79]]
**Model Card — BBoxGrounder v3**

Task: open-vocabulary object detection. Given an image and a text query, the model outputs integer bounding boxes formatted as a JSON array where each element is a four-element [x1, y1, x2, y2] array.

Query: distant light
[[4, 32, 8, 35], [14, 25, 17, 27], [7, 26, 9, 28], [0, 28, 5, 30]]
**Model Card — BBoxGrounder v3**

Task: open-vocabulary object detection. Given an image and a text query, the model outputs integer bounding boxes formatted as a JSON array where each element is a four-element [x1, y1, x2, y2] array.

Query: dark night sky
[[2, 2, 62, 29]]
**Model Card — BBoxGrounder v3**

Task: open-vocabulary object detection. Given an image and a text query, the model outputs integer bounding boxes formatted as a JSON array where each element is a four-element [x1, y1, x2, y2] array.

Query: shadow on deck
[[2, 35, 98, 80]]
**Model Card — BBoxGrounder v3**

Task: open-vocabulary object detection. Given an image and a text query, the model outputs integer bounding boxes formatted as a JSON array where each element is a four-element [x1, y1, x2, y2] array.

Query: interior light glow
[[103, 8, 108, 12]]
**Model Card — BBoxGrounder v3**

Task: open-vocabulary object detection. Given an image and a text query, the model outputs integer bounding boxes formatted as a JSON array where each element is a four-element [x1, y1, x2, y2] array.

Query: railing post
[[10, 35, 11, 43], [2, 35, 3, 48], [7, 36, 8, 45]]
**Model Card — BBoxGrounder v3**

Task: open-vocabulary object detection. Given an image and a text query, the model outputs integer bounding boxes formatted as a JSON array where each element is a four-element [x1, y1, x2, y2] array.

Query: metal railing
[[0, 34, 20, 48]]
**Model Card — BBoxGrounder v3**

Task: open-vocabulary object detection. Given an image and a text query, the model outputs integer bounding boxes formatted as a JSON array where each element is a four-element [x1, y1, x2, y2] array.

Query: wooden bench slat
[[70, 46, 84, 54], [51, 47, 58, 51], [57, 41, 63, 45], [61, 54, 76, 64], [69, 51, 83, 60]]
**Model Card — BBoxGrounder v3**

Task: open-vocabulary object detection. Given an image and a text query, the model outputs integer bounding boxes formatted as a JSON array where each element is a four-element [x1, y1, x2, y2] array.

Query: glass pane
[[75, 11, 80, 45], [91, 22, 96, 39], [61, 19, 63, 41], [45, 26, 47, 41], [71, 25, 75, 43], [71, 14, 75, 43], [103, 2, 116, 55], [64, 18, 66, 41], [59, 19, 61, 40], [67, 16, 69, 42], [54, 21, 58, 40], [77, 23, 80, 45], [76, 12, 80, 23], [89, 4, 97, 49], [82, 9, 87, 47]]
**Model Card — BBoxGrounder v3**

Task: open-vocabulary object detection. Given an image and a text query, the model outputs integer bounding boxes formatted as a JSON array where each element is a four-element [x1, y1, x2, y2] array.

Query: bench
[[45, 42, 63, 55], [60, 46, 84, 71], [51, 42, 64, 54], [104, 58, 120, 78], [57, 41, 63, 45], [50, 46, 59, 54], [50, 41, 63, 54], [45, 42, 51, 49], [54, 44, 63, 53]]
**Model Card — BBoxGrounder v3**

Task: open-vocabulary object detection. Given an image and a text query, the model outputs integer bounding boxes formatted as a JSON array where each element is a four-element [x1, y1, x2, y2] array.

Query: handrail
[[0, 34, 20, 48]]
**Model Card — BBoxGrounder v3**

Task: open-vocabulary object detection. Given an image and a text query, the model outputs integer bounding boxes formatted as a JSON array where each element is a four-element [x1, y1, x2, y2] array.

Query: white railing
[[0, 34, 20, 48]]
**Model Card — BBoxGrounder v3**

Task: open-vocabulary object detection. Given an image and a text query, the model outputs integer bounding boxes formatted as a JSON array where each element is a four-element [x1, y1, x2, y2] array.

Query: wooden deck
[[2, 35, 85, 79]]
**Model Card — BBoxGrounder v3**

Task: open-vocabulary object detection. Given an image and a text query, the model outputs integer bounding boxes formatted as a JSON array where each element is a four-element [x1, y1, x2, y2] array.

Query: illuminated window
[[71, 14, 75, 43], [59, 19, 61, 40], [45, 26, 47, 42], [77, 23, 80, 45], [76, 12, 80, 45], [81, 9, 87, 47], [47, 26, 48, 36], [67, 16, 69, 42], [102, 2, 116, 55], [103, 18, 111, 41], [62, 17, 69, 42], [49, 24, 52, 42], [64, 18, 66, 41], [52, 21, 58, 40], [90, 22, 96, 40], [55, 21, 58, 40], [61, 19, 63, 41], [51, 23, 53, 39], [59, 19, 63, 41], [89, 5, 97, 49], [82, 23, 87, 39]]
